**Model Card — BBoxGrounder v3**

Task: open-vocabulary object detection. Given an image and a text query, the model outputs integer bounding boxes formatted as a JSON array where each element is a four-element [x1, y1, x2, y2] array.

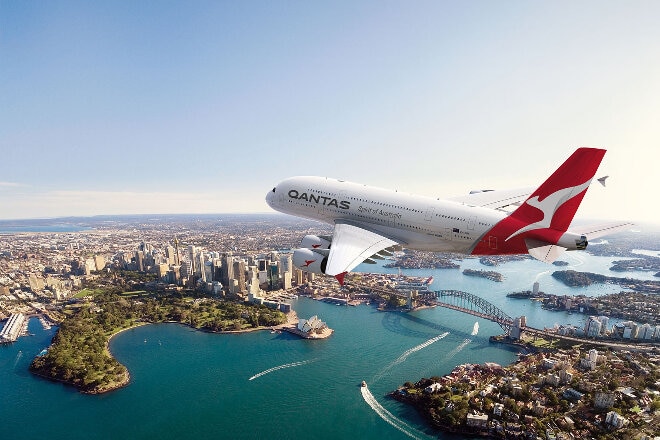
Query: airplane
[[266, 148, 631, 285]]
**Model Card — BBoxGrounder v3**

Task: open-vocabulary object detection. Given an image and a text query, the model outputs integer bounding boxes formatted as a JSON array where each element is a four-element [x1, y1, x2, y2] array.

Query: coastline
[[33, 311, 299, 395]]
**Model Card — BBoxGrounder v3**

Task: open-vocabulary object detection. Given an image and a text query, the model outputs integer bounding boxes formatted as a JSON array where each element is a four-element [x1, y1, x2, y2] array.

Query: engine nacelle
[[557, 232, 588, 250], [292, 248, 329, 274], [300, 234, 332, 250]]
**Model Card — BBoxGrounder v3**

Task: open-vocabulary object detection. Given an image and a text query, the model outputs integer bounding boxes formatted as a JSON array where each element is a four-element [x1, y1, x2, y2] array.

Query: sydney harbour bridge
[[375, 287, 658, 351]]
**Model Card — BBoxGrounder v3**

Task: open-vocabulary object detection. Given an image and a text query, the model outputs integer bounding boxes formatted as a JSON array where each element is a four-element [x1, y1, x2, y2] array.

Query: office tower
[[233, 260, 246, 292]]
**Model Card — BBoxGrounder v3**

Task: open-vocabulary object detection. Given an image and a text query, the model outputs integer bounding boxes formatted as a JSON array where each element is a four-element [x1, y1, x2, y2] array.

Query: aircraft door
[[424, 207, 435, 222], [467, 216, 476, 230]]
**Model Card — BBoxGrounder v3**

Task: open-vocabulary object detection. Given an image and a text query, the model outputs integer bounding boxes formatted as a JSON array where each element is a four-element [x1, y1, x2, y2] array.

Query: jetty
[[1, 313, 27, 344]]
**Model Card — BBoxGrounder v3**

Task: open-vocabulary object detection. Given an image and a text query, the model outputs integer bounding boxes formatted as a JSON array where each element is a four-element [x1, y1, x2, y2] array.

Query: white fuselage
[[266, 176, 507, 254]]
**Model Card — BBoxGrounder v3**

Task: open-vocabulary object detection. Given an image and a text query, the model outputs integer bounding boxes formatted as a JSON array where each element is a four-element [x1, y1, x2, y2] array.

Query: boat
[[361, 380, 367, 387]]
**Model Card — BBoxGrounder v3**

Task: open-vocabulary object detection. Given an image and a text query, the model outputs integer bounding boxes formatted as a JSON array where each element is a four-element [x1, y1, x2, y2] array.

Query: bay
[[0, 253, 646, 439]]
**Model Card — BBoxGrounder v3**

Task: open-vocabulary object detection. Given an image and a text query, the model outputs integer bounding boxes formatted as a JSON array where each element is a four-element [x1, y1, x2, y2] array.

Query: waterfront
[[1, 254, 657, 439]]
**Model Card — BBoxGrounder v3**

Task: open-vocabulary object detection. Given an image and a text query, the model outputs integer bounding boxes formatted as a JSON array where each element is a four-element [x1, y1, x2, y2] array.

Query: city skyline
[[2, 1, 659, 223]]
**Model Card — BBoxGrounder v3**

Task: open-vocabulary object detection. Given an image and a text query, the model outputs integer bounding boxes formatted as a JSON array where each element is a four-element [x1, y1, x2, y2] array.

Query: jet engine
[[299, 234, 332, 250], [557, 232, 588, 250], [292, 247, 329, 274]]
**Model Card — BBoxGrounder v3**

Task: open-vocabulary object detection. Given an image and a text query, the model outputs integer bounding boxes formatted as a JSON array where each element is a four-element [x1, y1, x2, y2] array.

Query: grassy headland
[[30, 291, 286, 394]]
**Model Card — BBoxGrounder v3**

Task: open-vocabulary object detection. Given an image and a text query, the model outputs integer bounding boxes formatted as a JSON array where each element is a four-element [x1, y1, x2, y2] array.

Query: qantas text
[[288, 190, 350, 210]]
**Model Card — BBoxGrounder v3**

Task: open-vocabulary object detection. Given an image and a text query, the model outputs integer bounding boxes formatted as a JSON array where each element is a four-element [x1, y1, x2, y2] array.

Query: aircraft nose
[[266, 187, 276, 207]]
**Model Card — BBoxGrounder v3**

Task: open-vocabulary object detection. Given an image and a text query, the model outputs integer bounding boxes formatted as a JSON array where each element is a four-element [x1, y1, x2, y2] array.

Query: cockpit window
[[272, 187, 276, 193]]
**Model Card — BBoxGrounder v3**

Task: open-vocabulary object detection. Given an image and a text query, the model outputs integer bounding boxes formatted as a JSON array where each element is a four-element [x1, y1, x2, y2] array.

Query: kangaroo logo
[[302, 260, 316, 267], [506, 179, 592, 241]]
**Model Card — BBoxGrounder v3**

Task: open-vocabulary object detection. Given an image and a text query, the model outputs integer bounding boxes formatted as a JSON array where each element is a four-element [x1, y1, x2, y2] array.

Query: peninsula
[[552, 270, 660, 292], [30, 290, 287, 394], [391, 345, 660, 439]]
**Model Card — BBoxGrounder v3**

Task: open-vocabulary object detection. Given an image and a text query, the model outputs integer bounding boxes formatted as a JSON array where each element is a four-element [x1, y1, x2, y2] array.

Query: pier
[[0, 313, 27, 344]]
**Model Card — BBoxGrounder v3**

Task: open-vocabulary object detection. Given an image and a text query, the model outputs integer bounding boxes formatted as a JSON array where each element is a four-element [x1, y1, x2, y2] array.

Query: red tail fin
[[472, 148, 605, 256]]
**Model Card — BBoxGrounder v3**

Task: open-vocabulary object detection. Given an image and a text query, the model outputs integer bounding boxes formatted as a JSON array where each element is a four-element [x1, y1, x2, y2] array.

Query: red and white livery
[[266, 148, 631, 284]]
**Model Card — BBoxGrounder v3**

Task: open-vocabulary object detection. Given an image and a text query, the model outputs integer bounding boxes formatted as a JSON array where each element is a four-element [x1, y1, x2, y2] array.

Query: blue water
[[0, 224, 91, 233], [0, 254, 645, 439]]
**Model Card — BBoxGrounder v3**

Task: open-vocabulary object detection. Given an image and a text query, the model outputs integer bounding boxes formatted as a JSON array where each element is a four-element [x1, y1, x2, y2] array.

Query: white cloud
[[0, 182, 22, 188]]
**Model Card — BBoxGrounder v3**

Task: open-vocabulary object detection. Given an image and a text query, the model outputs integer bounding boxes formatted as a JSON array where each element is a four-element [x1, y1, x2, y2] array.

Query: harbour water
[[0, 254, 653, 439]]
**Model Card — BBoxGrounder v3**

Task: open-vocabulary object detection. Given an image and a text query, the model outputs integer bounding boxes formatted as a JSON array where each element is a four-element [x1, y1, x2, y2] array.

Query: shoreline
[[32, 311, 299, 394]]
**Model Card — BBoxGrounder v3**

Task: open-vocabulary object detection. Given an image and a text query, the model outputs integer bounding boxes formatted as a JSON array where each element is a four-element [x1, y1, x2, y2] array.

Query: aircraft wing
[[447, 187, 534, 211], [325, 221, 400, 284], [569, 221, 634, 240]]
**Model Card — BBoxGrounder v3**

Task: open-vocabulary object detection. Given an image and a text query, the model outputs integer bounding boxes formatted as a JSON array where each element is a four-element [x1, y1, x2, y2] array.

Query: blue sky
[[1, 1, 658, 223]]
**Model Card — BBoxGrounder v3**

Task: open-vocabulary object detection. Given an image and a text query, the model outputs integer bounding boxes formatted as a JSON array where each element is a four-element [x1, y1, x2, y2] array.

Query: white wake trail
[[13, 351, 23, 368], [372, 332, 449, 383], [533, 270, 550, 283], [394, 332, 450, 365], [445, 338, 471, 360], [249, 359, 314, 381], [360, 386, 426, 440], [471, 321, 479, 336]]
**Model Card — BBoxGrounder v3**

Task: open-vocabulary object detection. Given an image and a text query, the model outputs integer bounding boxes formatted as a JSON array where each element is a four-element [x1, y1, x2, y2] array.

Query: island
[[463, 268, 504, 282]]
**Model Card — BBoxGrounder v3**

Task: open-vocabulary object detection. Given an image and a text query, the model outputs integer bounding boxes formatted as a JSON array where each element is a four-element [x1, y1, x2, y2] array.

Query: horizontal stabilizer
[[448, 187, 534, 211], [570, 222, 634, 240], [525, 239, 567, 263]]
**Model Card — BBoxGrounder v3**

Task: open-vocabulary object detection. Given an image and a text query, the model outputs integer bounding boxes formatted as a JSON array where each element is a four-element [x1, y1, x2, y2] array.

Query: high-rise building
[[165, 245, 177, 265], [135, 251, 145, 272], [203, 261, 214, 282], [221, 253, 234, 288], [282, 271, 292, 289], [157, 264, 169, 279], [233, 260, 246, 292], [269, 262, 280, 290], [279, 254, 292, 275], [293, 268, 304, 286], [180, 261, 192, 278], [638, 323, 654, 340], [585, 316, 602, 337], [598, 316, 609, 334], [94, 255, 106, 271]]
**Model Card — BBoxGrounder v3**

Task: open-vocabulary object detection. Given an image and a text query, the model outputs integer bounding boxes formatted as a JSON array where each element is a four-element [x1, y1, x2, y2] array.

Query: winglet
[[335, 272, 348, 286]]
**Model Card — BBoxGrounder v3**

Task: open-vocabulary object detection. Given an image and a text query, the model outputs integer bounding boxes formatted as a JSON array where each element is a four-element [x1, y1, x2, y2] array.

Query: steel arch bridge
[[429, 290, 514, 333]]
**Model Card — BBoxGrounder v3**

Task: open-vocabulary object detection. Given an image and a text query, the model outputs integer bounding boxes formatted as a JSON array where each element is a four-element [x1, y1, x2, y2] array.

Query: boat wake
[[372, 332, 449, 383], [445, 338, 471, 360], [394, 332, 450, 365], [13, 350, 23, 369], [533, 269, 550, 283], [360, 386, 427, 440], [471, 322, 479, 336], [249, 359, 315, 381]]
